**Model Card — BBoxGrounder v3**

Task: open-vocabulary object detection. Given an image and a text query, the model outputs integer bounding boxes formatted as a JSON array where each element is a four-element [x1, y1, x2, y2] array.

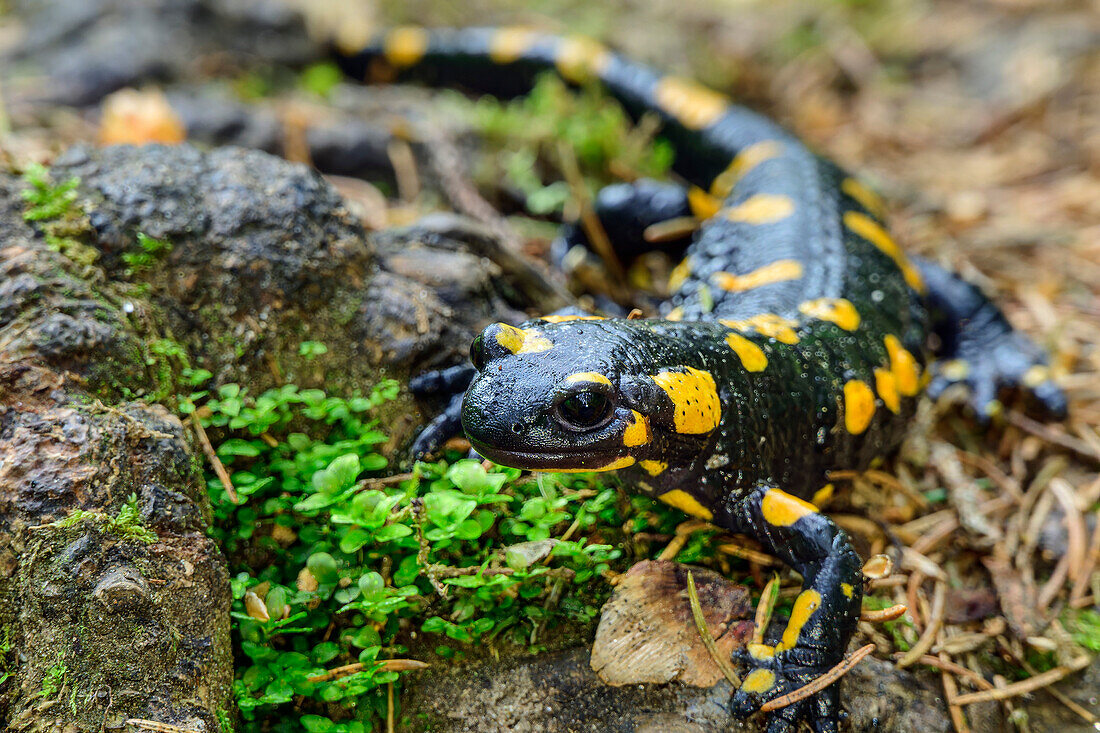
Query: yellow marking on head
[[760, 489, 818, 527], [665, 306, 685, 322], [874, 367, 901, 414], [639, 459, 667, 476], [710, 141, 784, 199], [657, 489, 714, 520], [724, 332, 768, 372], [841, 177, 886, 218], [746, 643, 775, 661], [564, 371, 611, 386], [844, 211, 924, 292], [489, 27, 538, 64], [843, 379, 876, 434], [687, 187, 721, 220], [540, 314, 605, 323], [712, 259, 804, 293], [667, 257, 693, 292], [726, 194, 795, 225], [841, 582, 855, 599], [741, 668, 776, 694], [653, 76, 729, 130], [798, 298, 861, 331], [721, 314, 800, 344], [1023, 365, 1051, 388], [555, 35, 611, 83], [623, 410, 651, 447], [940, 359, 970, 381], [651, 367, 721, 434], [495, 324, 552, 354], [884, 335, 920, 396], [778, 588, 822, 651], [811, 483, 835, 506], [551, 455, 636, 473], [383, 27, 429, 67]]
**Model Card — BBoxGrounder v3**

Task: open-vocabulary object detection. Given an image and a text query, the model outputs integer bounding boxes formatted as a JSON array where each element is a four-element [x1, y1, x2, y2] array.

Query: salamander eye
[[556, 391, 613, 431], [470, 334, 486, 371]]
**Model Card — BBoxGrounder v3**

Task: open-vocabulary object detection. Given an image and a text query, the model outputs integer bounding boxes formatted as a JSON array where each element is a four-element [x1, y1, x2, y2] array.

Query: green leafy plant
[[190, 376, 705, 729], [459, 74, 674, 216]]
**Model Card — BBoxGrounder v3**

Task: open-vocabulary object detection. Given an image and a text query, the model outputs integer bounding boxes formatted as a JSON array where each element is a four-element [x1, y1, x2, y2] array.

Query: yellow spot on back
[[760, 489, 818, 527], [540, 314, 605, 323], [778, 589, 822, 651], [639, 459, 667, 476], [884, 335, 920, 396], [495, 324, 552, 354], [712, 259, 804, 292], [843, 379, 876, 434], [623, 411, 651, 447], [665, 307, 684, 322], [667, 257, 693, 292], [687, 186, 721, 220], [383, 27, 429, 67], [564, 372, 611, 386], [724, 332, 768, 372], [657, 489, 714, 520], [555, 36, 611, 83], [841, 177, 886, 218], [651, 367, 722, 434], [844, 211, 925, 292], [874, 367, 901, 414], [741, 668, 777, 694], [841, 582, 855, 599], [798, 298, 861, 331], [710, 141, 784, 199], [653, 76, 729, 130], [721, 314, 800, 344], [489, 27, 538, 63], [726, 194, 795, 225], [812, 483, 835, 506]]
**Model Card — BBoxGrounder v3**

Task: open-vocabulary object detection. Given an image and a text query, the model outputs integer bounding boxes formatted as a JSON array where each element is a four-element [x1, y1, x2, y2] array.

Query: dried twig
[[307, 658, 429, 683], [126, 721, 198, 733], [898, 580, 947, 667], [860, 603, 907, 623], [191, 417, 237, 503], [760, 644, 875, 713], [686, 570, 740, 686], [950, 656, 1091, 706], [753, 574, 781, 644]]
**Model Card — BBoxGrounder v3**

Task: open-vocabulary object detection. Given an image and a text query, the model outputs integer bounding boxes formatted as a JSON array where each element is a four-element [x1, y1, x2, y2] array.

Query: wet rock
[[399, 646, 953, 732], [6, 0, 319, 105]]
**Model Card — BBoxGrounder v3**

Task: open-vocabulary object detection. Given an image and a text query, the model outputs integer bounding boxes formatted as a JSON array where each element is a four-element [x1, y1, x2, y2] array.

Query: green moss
[[20, 163, 98, 267], [37, 651, 67, 700], [122, 232, 173, 275], [52, 493, 158, 544]]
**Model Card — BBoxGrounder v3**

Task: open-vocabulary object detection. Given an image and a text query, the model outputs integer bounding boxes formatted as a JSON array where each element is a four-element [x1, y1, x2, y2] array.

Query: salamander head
[[461, 320, 716, 473]]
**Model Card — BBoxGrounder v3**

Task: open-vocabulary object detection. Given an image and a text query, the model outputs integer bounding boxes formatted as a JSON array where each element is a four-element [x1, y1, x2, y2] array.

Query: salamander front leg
[[725, 486, 863, 733]]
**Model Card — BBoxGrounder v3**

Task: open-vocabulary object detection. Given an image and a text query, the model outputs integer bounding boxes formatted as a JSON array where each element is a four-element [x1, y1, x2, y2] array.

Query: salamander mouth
[[468, 438, 624, 472]]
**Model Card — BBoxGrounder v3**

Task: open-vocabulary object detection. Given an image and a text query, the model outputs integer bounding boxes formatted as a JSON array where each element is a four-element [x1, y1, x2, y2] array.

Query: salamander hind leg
[[551, 178, 697, 278], [725, 486, 863, 733], [914, 257, 1067, 419]]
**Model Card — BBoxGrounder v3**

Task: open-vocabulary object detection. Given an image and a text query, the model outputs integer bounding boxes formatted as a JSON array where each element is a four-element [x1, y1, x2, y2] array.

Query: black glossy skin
[[339, 27, 1066, 733]]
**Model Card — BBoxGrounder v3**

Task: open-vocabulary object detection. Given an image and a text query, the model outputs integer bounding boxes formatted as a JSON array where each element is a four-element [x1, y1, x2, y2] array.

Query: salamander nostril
[[510, 422, 524, 435]]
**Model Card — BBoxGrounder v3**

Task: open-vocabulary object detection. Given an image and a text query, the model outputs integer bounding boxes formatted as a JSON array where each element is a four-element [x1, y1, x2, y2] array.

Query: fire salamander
[[338, 27, 1067, 733]]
